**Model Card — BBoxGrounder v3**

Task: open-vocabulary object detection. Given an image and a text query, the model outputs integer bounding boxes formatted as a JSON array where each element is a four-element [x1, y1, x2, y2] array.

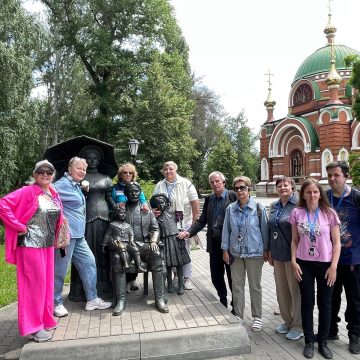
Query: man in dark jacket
[[326, 161, 360, 354], [178, 171, 237, 309]]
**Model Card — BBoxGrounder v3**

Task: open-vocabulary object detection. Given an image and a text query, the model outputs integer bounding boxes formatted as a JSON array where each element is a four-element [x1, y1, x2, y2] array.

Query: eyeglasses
[[122, 171, 134, 175], [234, 185, 248, 192], [36, 169, 54, 176]]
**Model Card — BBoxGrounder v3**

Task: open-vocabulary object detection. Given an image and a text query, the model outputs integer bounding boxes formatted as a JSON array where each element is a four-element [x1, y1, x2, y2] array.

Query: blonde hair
[[117, 162, 138, 182], [233, 176, 251, 188]]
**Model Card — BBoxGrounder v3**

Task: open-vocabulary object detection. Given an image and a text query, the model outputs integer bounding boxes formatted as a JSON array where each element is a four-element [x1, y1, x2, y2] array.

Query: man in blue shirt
[[53, 157, 111, 317], [326, 161, 360, 354]]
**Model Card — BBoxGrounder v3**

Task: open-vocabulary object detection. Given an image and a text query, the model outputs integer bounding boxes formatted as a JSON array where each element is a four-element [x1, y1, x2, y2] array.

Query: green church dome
[[293, 44, 360, 83]]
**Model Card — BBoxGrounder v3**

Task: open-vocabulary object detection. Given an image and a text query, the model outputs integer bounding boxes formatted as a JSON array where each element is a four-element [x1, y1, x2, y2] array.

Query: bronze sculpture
[[105, 182, 168, 315], [69, 145, 114, 301], [150, 193, 191, 295]]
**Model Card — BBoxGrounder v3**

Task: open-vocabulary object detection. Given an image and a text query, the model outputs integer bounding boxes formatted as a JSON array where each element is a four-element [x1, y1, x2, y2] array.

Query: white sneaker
[[54, 304, 68, 318], [28, 329, 52, 342], [85, 297, 112, 311], [184, 279, 193, 290]]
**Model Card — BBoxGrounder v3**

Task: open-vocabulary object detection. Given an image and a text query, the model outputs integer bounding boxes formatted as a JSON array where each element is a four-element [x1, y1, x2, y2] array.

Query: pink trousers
[[16, 247, 57, 336]]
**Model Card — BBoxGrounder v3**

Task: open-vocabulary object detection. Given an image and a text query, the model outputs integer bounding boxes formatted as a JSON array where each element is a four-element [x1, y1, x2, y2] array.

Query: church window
[[291, 149, 303, 177], [293, 84, 312, 106]]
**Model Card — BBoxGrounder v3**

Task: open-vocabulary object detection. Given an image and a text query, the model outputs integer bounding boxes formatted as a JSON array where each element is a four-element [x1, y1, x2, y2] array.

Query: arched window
[[261, 158, 269, 181], [291, 149, 303, 176], [322, 149, 333, 178], [293, 84, 313, 106]]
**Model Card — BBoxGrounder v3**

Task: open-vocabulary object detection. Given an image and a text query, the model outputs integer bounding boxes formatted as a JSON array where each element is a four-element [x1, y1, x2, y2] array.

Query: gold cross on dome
[[264, 69, 274, 89], [327, 0, 333, 15]]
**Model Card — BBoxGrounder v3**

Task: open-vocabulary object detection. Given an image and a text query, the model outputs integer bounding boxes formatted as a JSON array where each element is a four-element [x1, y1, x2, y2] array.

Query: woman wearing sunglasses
[[111, 162, 149, 292], [221, 176, 268, 332], [289, 179, 340, 359], [0, 160, 66, 342]]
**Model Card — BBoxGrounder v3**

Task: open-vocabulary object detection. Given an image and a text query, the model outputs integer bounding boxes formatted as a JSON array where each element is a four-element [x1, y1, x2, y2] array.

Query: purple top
[[289, 207, 340, 262]]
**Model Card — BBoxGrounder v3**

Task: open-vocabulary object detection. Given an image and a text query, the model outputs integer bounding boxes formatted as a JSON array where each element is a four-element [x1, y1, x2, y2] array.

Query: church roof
[[293, 44, 360, 83]]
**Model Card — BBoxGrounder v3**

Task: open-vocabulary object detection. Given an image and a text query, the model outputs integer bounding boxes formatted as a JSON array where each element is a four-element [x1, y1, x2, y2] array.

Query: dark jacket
[[267, 193, 298, 262], [188, 189, 237, 254]]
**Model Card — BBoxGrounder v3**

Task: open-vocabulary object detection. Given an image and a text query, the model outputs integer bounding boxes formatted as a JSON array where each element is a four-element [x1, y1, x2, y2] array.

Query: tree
[[115, 52, 196, 181], [190, 81, 226, 189], [345, 55, 360, 121], [40, 0, 193, 143], [0, 0, 46, 193], [205, 132, 241, 184], [223, 111, 259, 183]]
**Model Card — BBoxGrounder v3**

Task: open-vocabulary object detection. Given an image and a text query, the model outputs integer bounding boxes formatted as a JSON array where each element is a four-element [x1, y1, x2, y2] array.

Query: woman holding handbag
[[0, 160, 65, 342]]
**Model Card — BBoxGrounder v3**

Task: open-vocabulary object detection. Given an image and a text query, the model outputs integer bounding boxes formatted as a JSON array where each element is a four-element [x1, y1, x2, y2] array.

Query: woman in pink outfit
[[0, 160, 66, 342]]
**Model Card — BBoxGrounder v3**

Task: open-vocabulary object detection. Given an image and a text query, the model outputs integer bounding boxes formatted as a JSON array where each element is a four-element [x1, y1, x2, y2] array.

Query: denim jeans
[[54, 238, 97, 305], [297, 259, 333, 344]]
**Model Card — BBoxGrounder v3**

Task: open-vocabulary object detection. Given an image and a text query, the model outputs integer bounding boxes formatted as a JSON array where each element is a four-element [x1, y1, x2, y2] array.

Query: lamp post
[[128, 139, 140, 165]]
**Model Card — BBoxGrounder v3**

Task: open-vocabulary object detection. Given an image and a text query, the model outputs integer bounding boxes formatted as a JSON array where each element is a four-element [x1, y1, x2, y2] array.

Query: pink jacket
[[0, 184, 65, 265]]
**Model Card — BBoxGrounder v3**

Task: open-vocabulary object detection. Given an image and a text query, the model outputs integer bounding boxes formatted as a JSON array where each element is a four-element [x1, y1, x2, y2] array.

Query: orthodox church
[[257, 11, 360, 196]]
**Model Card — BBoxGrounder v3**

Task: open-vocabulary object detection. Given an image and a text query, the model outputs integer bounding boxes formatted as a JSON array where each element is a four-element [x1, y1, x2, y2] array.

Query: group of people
[[1, 153, 360, 359], [180, 162, 360, 359], [0, 154, 200, 342]]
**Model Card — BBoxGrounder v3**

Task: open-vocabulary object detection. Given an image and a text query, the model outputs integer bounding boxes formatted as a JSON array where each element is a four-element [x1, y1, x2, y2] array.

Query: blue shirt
[[111, 182, 147, 205], [54, 173, 86, 238], [221, 196, 268, 258], [332, 192, 360, 265]]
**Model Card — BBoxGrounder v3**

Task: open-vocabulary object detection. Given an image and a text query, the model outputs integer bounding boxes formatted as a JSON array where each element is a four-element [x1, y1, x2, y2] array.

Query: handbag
[[55, 217, 70, 249]]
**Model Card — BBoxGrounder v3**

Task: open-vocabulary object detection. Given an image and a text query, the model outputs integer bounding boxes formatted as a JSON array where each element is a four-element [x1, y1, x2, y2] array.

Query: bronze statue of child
[[150, 193, 191, 295], [103, 206, 146, 274]]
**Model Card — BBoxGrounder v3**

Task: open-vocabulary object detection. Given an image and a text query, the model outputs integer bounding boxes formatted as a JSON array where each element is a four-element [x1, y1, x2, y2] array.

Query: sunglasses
[[36, 169, 54, 176], [234, 185, 248, 192], [122, 171, 134, 175]]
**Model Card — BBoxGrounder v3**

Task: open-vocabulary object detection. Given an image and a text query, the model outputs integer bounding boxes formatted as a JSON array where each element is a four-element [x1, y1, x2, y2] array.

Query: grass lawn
[[0, 245, 17, 307]]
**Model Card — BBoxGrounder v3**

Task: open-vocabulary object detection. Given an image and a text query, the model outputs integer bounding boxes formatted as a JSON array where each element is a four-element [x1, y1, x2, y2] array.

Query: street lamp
[[128, 139, 140, 165]]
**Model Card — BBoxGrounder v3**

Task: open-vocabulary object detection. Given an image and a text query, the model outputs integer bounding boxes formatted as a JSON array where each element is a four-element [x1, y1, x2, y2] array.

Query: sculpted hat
[[33, 160, 55, 173]]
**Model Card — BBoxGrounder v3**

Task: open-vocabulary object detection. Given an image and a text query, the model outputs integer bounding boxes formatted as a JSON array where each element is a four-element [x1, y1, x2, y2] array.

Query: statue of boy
[[104, 182, 168, 315]]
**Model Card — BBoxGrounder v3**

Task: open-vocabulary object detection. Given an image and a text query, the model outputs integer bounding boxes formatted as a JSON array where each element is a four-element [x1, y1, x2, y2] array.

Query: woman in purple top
[[289, 178, 340, 360]]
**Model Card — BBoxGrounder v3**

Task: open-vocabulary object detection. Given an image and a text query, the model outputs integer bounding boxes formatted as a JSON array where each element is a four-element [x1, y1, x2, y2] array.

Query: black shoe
[[318, 343, 333, 359], [350, 335, 360, 354], [315, 333, 339, 341], [327, 333, 339, 341], [303, 343, 314, 358]]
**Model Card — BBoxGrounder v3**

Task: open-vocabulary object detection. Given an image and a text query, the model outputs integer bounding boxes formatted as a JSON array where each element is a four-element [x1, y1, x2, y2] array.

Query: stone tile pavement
[[0, 197, 357, 359]]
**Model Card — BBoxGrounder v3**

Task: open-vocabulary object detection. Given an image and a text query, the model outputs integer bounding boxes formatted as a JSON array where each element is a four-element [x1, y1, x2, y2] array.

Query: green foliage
[[344, 54, 360, 121], [0, 245, 17, 307], [205, 133, 241, 183], [223, 112, 259, 183], [0, 1, 47, 193], [349, 152, 360, 187], [116, 52, 196, 181], [138, 179, 156, 202], [190, 81, 226, 189]]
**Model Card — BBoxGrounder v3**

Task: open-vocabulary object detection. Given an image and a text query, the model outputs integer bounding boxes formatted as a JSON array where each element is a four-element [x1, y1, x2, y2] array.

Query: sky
[[170, 0, 359, 133], [25, 0, 359, 134]]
